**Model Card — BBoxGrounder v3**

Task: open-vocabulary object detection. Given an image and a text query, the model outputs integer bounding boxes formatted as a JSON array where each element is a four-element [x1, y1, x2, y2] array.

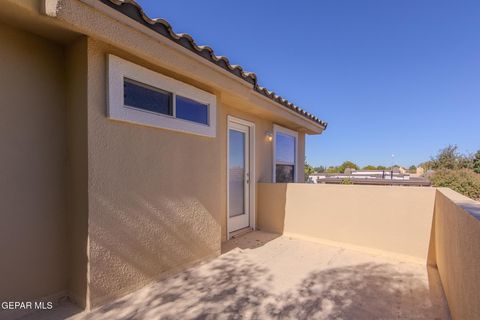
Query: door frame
[[226, 115, 256, 239]]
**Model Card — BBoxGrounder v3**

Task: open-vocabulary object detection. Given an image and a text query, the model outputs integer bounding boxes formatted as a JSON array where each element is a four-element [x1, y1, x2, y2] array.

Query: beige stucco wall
[[87, 39, 219, 308], [258, 184, 436, 260], [84, 38, 305, 307], [0, 0, 312, 309], [433, 188, 480, 320], [297, 132, 306, 182], [0, 23, 68, 300], [257, 184, 288, 234], [65, 36, 89, 309]]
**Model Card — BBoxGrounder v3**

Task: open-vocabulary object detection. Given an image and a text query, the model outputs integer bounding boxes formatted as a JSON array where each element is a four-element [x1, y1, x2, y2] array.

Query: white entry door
[[228, 120, 251, 233]]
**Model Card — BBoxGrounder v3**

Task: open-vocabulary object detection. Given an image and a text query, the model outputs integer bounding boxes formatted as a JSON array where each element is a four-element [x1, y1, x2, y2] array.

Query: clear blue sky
[[137, 0, 480, 167]]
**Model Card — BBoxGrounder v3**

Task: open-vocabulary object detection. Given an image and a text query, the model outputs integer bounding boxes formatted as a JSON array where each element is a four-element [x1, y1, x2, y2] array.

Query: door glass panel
[[229, 129, 245, 217]]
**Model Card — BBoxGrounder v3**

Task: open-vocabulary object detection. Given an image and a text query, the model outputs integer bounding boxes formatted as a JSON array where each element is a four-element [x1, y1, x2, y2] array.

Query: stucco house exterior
[[0, 0, 327, 312]]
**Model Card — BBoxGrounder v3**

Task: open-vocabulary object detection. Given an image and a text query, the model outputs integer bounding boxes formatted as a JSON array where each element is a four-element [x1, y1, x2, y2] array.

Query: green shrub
[[474, 151, 480, 174], [304, 160, 315, 182], [429, 169, 480, 201], [338, 161, 359, 173]]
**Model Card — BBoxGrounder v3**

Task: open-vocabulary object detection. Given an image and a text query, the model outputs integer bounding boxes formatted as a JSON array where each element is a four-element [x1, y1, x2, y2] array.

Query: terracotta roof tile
[[101, 0, 327, 129]]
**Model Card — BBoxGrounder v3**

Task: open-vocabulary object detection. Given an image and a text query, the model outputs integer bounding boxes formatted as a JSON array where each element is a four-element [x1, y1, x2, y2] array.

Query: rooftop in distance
[[309, 168, 432, 186]]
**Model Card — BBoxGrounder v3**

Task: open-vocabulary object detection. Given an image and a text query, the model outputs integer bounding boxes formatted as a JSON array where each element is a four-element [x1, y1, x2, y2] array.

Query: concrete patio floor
[[20, 231, 450, 320]]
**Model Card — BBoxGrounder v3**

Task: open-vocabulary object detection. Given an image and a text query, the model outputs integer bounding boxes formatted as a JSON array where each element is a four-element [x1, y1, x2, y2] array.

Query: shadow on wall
[[88, 192, 221, 307], [78, 250, 444, 320], [458, 201, 480, 220]]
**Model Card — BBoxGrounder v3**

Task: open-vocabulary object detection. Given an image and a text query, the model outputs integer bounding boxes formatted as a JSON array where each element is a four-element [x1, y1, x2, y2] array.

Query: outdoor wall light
[[265, 131, 273, 142]]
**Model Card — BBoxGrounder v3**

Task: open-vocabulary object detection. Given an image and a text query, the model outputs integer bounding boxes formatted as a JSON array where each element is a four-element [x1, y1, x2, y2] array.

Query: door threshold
[[230, 227, 253, 239]]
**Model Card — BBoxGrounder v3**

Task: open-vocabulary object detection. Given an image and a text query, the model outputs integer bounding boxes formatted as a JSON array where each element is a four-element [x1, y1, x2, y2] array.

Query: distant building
[[309, 169, 431, 186], [409, 166, 425, 178]]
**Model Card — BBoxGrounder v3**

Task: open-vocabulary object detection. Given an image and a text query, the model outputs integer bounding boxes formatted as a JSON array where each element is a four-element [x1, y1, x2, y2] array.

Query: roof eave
[[92, 0, 328, 130]]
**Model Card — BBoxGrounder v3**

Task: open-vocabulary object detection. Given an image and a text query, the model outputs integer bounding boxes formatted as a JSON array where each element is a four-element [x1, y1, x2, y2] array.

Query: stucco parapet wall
[[436, 187, 480, 220], [43, 0, 326, 131], [257, 183, 437, 261], [433, 187, 480, 320]]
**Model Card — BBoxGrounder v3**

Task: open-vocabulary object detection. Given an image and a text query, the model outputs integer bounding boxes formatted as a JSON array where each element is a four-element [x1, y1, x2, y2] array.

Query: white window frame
[[107, 54, 216, 137], [273, 124, 298, 183]]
